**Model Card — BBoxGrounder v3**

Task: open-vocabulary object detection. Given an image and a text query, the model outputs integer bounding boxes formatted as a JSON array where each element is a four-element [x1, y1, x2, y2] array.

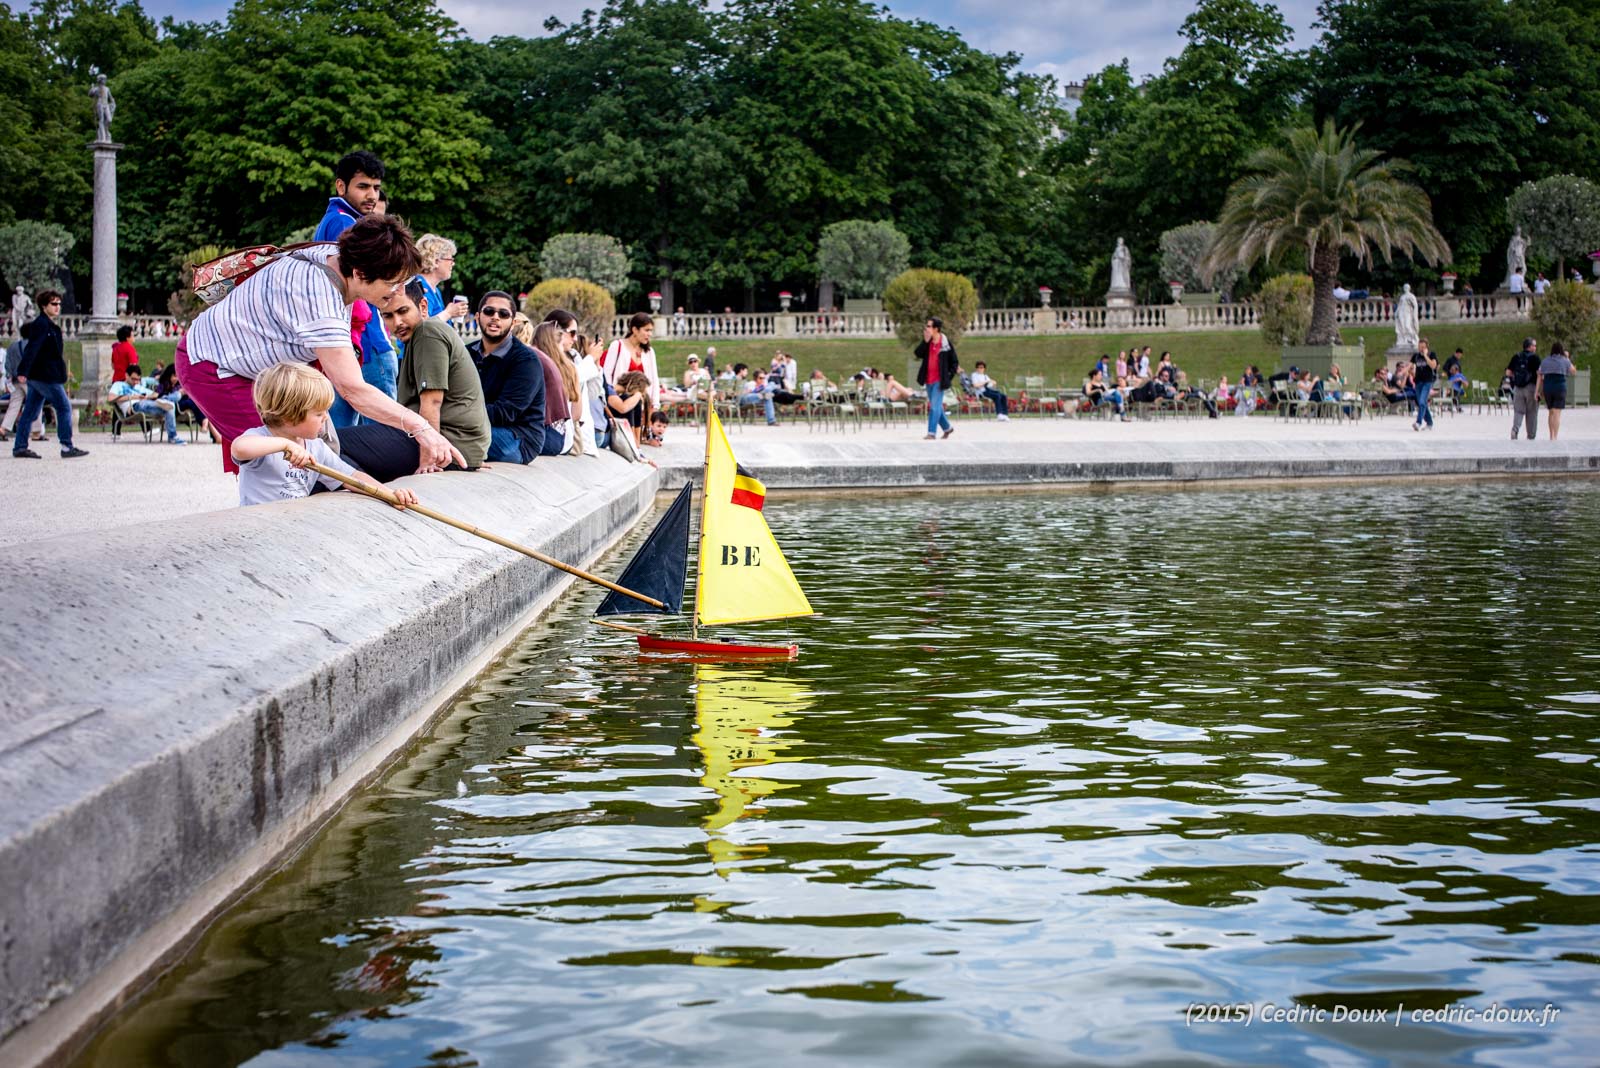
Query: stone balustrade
[[3, 291, 1550, 349]]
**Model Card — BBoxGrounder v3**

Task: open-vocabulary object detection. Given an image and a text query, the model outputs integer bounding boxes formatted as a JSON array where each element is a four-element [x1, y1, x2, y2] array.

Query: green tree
[[882, 268, 977, 346], [1207, 121, 1449, 346], [167, 0, 486, 260], [1058, 0, 1304, 298], [1529, 280, 1600, 357], [538, 233, 631, 295], [1506, 176, 1600, 279], [815, 219, 909, 298], [0, 220, 76, 296], [1313, 0, 1529, 284]]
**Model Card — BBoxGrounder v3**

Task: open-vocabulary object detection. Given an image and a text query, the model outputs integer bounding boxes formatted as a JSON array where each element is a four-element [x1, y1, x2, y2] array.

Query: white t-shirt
[[187, 247, 352, 379], [1509, 274, 1526, 294], [235, 426, 357, 507], [971, 372, 994, 391], [1534, 277, 1550, 295]]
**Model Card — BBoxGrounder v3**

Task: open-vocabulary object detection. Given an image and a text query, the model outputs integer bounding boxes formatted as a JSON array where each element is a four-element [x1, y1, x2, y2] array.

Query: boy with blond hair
[[231, 363, 416, 509]]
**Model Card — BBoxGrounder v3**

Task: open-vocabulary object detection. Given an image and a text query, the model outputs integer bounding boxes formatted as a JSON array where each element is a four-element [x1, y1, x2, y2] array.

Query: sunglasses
[[564, 326, 578, 335], [480, 307, 514, 319]]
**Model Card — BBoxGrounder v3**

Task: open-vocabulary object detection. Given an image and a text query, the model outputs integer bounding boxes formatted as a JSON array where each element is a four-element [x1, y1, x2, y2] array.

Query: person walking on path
[[177, 214, 462, 475], [916, 316, 958, 440], [1506, 337, 1541, 440], [1411, 338, 1439, 431], [1537, 342, 1577, 442], [11, 290, 88, 459]]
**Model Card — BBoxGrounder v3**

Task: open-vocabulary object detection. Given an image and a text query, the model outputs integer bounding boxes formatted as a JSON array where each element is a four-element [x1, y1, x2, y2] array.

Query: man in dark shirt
[[1506, 337, 1541, 441], [12, 290, 88, 459], [1411, 338, 1438, 431], [467, 291, 544, 462]]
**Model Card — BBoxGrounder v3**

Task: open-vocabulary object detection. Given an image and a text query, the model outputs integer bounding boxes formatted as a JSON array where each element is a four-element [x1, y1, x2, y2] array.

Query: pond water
[[80, 481, 1600, 1067]]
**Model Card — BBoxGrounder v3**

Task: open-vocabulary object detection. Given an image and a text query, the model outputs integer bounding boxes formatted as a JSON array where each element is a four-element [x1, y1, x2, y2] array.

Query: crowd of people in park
[[0, 148, 1588, 486]]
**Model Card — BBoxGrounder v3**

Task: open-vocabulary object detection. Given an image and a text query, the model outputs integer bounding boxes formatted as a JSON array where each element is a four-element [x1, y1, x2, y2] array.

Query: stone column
[[78, 139, 124, 407], [774, 314, 797, 338]]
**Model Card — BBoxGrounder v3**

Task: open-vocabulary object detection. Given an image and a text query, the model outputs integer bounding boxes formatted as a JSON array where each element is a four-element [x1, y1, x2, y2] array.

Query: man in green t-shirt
[[382, 280, 491, 468]]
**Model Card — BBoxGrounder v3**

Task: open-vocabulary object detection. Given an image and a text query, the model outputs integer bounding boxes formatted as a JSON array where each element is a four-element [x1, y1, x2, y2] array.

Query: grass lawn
[[653, 322, 1542, 389]]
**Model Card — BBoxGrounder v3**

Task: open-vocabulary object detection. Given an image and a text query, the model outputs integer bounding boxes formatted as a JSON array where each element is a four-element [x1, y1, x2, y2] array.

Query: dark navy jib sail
[[595, 483, 692, 616]]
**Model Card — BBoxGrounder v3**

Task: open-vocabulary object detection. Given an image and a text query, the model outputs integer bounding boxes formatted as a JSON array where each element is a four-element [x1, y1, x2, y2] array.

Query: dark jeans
[[338, 423, 418, 482], [981, 387, 1008, 416], [12, 380, 72, 453]]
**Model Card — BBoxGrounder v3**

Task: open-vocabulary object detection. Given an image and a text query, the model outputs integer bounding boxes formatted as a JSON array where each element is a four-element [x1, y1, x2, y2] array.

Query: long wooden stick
[[301, 457, 665, 609]]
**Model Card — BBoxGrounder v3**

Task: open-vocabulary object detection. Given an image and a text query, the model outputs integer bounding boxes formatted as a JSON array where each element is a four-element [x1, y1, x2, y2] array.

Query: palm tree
[[1205, 120, 1450, 346]]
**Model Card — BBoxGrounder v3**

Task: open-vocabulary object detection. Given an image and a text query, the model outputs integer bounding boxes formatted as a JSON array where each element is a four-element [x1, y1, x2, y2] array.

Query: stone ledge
[[0, 454, 657, 1064], [655, 438, 1600, 490]]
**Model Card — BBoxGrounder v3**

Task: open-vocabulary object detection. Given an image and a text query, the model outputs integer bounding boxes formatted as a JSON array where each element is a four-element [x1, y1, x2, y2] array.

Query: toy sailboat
[[594, 408, 812, 658]]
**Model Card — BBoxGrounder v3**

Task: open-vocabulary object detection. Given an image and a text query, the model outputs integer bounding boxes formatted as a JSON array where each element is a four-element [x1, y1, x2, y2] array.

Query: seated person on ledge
[[339, 281, 492, 481], [232, 363, 415, 509], [468, 290, 544, 463]]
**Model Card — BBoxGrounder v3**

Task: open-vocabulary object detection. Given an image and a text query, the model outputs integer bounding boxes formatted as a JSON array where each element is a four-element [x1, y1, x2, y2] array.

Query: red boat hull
[[637, 634, 799, 659]]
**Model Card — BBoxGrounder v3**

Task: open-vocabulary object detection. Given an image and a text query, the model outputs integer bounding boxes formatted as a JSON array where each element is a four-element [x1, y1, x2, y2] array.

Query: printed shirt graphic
[[695, 408, 811, 626], [236, 427, 357, 507]]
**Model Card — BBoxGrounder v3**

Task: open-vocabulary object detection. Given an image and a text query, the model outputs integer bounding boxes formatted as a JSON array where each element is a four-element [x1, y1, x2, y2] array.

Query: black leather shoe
[[14, 448, 41, 459], [60, 447, 89, 458]]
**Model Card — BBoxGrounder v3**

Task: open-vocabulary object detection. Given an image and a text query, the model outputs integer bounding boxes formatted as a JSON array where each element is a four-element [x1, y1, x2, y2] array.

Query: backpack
[[189, 241, 335, 306]]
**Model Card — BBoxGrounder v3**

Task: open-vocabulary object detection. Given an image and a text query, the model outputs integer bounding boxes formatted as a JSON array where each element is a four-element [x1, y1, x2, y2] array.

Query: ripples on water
[[81, 482, 1600, 1067]]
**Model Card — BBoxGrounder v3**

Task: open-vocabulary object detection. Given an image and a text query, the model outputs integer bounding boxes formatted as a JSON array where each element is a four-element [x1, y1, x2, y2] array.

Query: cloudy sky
[[142, 0, 1323, 82]]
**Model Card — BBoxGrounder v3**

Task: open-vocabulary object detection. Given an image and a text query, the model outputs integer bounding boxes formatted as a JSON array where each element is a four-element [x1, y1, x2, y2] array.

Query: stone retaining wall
[[0, 454, 657, 1066]]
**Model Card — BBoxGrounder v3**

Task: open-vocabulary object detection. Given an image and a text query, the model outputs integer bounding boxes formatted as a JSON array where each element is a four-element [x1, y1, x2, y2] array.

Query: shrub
[[524, 278, 616, 342], [1529, 280, 1599, 359], [1257, 273, 1315, 346], [882, 268, 978, 346], [817, 220, 910, 298], [537, 233, 630, 294], [1160, 221, 1239, 296]]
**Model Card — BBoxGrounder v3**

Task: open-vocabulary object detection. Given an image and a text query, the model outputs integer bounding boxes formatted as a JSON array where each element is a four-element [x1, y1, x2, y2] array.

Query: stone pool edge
[[654, 437, 1600, 490], [0, 455, 659, 1068]]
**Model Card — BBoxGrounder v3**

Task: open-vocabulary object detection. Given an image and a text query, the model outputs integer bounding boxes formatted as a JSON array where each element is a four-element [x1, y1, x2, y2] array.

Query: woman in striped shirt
[[178, 216, 465, 474]]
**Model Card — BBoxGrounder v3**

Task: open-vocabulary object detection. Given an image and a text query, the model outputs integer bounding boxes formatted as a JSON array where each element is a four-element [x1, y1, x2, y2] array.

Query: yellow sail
[[695, 408, 813, 626]]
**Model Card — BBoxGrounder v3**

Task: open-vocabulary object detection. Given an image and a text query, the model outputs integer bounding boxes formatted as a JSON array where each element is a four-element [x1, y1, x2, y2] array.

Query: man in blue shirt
[[467, 291, 545, 462], [315, 150, 398, 426]]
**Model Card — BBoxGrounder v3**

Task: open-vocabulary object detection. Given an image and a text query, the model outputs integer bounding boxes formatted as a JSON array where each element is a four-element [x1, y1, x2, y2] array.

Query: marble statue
[[1394, 284, 1420, 351], [1505, 226, 1527, 290], [1109, 238, 1132, 292], [90, 74, 115, 142], [12, 285, 35, 332]]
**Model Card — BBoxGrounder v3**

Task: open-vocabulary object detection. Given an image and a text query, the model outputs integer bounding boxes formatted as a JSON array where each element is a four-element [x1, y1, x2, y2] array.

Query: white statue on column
[[12, 286, 35, 332], [1394, 284, 1420, 351], [1109, 238, 1132, 292], [90, 74, 116, 142]]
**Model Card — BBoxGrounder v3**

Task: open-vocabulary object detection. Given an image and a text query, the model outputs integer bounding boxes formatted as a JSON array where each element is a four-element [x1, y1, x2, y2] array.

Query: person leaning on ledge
[[467, 291, 545, 463]]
